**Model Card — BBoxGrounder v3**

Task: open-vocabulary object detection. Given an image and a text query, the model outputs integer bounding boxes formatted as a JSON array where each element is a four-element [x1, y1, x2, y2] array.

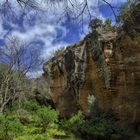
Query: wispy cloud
[[0, 0, 127, 77]]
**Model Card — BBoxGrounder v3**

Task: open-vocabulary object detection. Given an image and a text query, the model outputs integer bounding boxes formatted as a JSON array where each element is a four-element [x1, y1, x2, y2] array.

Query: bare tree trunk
[[0, 37, 42, 112], [0, 98, 10, 113]]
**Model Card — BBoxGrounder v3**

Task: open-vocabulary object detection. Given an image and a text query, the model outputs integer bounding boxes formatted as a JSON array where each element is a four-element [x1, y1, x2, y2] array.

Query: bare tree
[[0, 0, 117, 20], [0, 37, 42, 113], [1, 0, 40, 9], [0, 0, 120, 34]]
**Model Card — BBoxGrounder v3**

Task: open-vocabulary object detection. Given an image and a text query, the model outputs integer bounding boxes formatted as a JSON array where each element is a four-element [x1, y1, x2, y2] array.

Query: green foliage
[[89, 18, 103, 30], [15, 134, 49, 140], [105, 18, 112, 28], [81, 109, 117, 139], [60, 108, 134, 140], [66, 45, 73, 50], [34, 134, 49, 140], [60, 111, 85, 134], [117, 0, 137, 22], [0, 99, 135, 140], [0, 114, 23, 140], [83, 108, 134, 139], [0, 100, 61, 140], [23, 100, 41, 112], [17, 109, 32, 125], [35, 106, 59, 132], [21, 101, 59, 130]]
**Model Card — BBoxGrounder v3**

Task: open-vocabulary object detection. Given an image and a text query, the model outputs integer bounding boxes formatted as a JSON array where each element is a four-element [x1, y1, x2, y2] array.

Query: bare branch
[[102, 0, 117, 20], [0, 37, 43, 112]]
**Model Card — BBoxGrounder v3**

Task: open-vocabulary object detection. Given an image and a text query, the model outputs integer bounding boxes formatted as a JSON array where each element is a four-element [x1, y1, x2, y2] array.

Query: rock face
[[123, 1, 140, 37], [35, 3, 140, 129]]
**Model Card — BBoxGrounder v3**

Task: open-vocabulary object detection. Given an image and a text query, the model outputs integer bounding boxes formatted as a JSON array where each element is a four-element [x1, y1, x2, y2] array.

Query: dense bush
[[117, 0, 138, 22], [89, 18, 103, 30], [80, 109, 131, 140], [104, 19, 112, 28], [35, 106, 59, 132], [0, 114, 23, 140], [0, 100, 135, 140], [60, 111, 85, 135], [60, 108, 134, 140], [23, 100, 41, 112], [0, 100, 60, 140]]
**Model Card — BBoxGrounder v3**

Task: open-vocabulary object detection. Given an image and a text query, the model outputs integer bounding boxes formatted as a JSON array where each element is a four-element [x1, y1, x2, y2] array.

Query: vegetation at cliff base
[[0, 98, 134, 140], [0, 100, 60, 140], [0, 0, 139, 140]]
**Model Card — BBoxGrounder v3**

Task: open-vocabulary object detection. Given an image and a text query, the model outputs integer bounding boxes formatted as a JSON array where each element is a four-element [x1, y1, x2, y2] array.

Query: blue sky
[[0, 0, 127, 77]]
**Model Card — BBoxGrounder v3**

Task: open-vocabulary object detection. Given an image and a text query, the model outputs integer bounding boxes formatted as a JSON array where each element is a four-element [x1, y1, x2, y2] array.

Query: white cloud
[[0, 0, 127, 77], [0, 17, 8, 39], [10, 22, 67, 59], [27, 70, 43, 78]]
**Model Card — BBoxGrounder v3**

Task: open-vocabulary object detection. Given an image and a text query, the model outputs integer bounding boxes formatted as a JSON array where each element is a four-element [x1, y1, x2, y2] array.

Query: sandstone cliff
[[35, 2, 140, 130]]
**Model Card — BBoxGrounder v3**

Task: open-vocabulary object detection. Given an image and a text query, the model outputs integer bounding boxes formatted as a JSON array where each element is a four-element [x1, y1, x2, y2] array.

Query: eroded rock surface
[[35, 3, 140, 129]]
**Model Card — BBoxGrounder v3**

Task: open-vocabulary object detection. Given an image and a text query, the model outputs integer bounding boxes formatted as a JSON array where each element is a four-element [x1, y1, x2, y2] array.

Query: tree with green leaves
[[0, 114, 23, 140], [117, 0, 138, 22], [105, 18, 112, 28], [35, 106, 59, 133], [89, 18, 103, 31]]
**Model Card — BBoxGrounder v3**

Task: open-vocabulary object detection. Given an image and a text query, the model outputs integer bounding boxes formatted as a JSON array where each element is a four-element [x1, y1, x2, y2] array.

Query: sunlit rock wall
[[35, 4, 140, 128]]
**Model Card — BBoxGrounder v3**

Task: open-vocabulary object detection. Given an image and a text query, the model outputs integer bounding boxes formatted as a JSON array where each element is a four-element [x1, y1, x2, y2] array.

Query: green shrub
[[60, 111, 85, 134], [117, 0, 137, 22], [23, 100, 41, 111], [0, 114, 23, 140], [15, 134, 49, 140], [35, 106, 59, 132], [89, 18, 103, 30], [81, 108, 134, 140], [60, 108, 134, 140], [17, 109, 32, 124], [34, 134, 49, 140], [105, 18, 112, 28]]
